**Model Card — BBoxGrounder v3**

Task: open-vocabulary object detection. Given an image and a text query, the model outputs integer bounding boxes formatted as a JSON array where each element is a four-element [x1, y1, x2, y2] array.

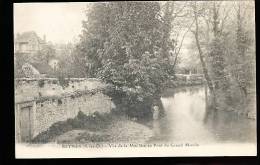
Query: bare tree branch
[[172, 2, 188, 20], [220, 5, 232, 34], [172, 18, 195, 69]]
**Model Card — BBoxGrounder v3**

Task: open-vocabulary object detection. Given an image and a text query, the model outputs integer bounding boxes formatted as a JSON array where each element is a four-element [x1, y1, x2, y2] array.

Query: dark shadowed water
[[147, 86, 256, 144]]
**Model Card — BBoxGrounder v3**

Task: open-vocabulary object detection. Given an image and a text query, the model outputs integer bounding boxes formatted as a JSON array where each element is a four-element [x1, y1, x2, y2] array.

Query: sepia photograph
[[14, 1, 256, 158]]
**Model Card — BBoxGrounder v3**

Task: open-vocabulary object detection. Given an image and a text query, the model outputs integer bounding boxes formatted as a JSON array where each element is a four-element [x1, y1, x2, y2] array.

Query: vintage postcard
[[14, 1, 256, 158]]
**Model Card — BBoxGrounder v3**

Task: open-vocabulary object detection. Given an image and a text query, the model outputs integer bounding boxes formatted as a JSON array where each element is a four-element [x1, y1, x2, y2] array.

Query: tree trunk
[[193, 3, 216, 104]]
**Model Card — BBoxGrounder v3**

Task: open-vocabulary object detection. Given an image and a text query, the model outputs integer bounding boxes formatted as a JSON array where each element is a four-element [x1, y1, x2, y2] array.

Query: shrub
[[38, 79, 45, 88]]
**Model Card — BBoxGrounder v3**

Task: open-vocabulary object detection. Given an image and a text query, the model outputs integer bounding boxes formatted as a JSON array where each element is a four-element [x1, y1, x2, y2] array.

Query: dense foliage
[[191, 1, 255, 111], [35, 44, 56, 64], [76, 2, 175, 117]]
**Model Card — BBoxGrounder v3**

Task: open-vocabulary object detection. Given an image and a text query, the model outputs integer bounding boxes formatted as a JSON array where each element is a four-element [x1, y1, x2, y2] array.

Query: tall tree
[[191, 2, 215, 100], [207, 2, 229, 92], [77, 2, 174, 117], [232, 2, 254, 97], [74, 3, 112, 77]]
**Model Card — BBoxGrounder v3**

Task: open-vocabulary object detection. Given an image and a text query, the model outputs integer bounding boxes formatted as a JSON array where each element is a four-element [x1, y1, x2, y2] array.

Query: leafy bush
[[38, 79, 45, 88]]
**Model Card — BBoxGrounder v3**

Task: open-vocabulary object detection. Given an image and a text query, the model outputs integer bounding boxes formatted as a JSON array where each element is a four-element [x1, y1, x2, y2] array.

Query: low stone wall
[[15, 78, 113, 142], [15, 78, 106, 102], [33, 91, 112, 137]]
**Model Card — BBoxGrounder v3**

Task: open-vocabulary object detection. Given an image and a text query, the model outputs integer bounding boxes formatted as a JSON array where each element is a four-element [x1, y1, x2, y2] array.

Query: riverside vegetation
[[17, 1, 255, 143]]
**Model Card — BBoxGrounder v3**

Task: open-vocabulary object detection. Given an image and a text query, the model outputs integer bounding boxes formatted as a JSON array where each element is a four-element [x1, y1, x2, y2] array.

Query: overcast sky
[[14, 3, 89, 44], [13, 2, 191, 59]]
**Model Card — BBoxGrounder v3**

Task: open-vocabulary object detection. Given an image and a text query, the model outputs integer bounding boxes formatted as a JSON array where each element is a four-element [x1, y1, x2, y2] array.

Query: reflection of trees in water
[[150, 115, 172, 142], [162, 85, 204, 97], [158, 85, 256, 143], [150, 97, 172, 141], [152, 120, 160, 137], [189, 86, 203, 95], [156, 86, 256, 143], [203, 100, 256, 142]]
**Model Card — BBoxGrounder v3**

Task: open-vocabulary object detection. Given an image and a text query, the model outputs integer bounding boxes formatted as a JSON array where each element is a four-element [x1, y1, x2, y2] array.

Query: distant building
[[21, 62, 56, 78], [14, 31, 46, 55]]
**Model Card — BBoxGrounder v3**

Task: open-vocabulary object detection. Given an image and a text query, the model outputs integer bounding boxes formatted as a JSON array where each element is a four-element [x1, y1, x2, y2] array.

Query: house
[[14, 31, 46, 55], [21, 62, 57, 78]]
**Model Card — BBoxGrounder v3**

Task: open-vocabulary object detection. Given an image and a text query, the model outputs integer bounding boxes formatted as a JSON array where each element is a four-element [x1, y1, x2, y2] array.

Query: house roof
[[16, 62, 57, 78], [15, 31, 45, 44], [30, 62, 57, 77], [15, 68, 26, 78]]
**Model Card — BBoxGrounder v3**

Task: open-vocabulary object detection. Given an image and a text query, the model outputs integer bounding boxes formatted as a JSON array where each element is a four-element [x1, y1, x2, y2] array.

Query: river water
[[147, 86, 256, 144]]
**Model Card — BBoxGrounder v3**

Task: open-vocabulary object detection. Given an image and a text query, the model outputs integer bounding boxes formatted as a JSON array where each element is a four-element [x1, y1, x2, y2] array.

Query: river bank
[[53, 119, 153, 144], [32, 110, 153, 144]]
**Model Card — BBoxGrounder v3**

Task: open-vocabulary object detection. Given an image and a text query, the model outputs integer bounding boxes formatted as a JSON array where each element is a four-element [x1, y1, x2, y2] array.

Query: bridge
[[172, 74, 205, 87]]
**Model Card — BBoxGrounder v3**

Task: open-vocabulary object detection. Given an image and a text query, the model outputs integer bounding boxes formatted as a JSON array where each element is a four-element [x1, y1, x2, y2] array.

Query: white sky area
[[13, 2, 192, 59], [14, 3, 89, 44]]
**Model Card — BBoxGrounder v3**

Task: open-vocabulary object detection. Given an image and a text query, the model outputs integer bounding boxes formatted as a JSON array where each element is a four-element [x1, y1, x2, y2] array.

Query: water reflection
[[148, 86, 256, 144]]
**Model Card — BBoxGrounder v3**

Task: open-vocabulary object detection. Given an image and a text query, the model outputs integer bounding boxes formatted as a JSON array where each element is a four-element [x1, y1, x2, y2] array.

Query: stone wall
[[15, 78, 106, 103], [33, 91, 112, 137], [15, 78, 113, 141]]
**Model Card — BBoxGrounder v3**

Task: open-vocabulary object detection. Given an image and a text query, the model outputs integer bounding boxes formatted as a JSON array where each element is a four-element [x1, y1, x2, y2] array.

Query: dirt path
[[54, 119, 153, 144]]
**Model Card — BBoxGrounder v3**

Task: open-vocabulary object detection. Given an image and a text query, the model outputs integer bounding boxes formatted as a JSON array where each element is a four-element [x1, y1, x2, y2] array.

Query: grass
[[31, 111, 113, 143], [75, 131, 111, 143]]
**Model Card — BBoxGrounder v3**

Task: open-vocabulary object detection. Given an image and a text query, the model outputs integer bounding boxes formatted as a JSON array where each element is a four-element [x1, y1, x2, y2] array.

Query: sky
[[13, 2, 192, 59], [14, 3, 89, 44]]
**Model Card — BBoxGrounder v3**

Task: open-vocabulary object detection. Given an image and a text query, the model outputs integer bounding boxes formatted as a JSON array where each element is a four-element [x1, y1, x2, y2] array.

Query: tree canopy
[[75, 2, 176, 117]]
